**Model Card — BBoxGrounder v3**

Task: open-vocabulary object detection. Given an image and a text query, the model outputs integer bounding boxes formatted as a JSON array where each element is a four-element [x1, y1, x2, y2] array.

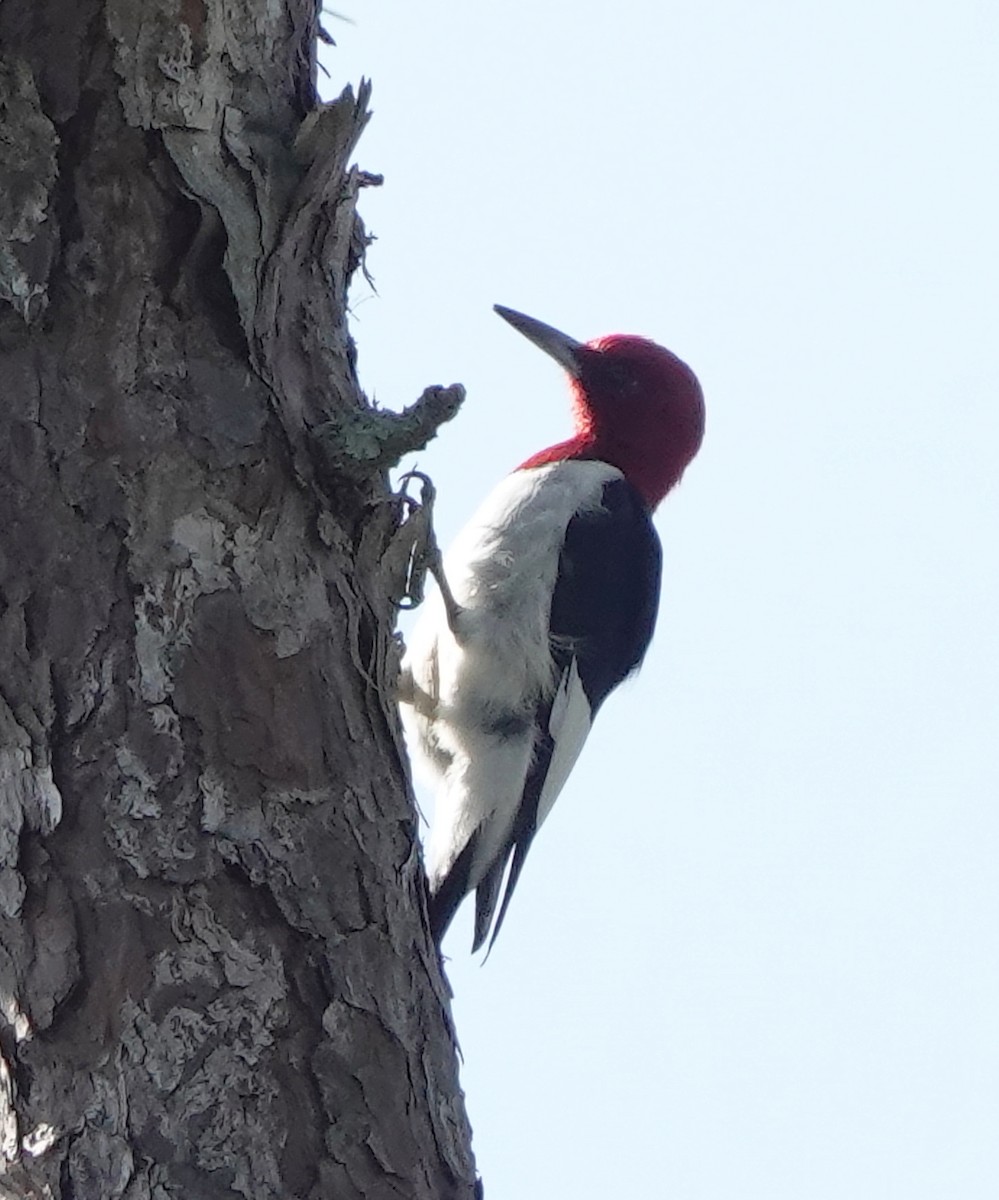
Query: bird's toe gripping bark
[[388, 471, 461, 633]]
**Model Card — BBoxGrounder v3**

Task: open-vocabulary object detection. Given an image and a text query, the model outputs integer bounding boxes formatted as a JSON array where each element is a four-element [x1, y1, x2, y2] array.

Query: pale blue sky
[[322, 3, 998, 1196]]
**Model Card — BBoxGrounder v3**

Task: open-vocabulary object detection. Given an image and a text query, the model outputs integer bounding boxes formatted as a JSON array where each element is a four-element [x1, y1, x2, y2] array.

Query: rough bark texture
[[0, 3, 474, 1197]]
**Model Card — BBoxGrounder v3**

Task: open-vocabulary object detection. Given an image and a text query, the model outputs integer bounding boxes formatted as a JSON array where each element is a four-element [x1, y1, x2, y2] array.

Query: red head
[[495, 306, 704, 508]]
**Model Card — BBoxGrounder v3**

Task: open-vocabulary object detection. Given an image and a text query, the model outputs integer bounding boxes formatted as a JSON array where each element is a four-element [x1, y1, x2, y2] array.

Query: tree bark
[[0, 3, 474, 1197]]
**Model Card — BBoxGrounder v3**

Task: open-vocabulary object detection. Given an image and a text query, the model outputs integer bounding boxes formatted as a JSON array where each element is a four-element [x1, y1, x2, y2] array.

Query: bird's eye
[[603, 362, 635, 392]]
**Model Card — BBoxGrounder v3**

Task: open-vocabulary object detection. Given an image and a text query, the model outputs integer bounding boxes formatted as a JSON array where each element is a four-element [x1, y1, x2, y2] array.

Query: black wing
[[548, 476, 662, 712]]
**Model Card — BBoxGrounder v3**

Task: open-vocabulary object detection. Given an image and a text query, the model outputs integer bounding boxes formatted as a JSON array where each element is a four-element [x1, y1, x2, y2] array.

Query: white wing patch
[[536, 658, 593, 831]]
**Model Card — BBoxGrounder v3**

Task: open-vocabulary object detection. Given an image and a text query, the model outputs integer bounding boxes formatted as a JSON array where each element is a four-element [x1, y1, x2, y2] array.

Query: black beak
[[494, 305, 584, 378]]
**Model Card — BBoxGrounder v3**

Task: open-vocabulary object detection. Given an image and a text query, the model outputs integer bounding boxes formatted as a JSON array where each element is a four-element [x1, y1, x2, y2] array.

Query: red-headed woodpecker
[[400, 304, 704, 952]]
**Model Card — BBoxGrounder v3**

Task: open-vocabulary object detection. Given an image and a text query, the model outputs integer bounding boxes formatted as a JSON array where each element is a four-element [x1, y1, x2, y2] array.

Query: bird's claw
[[389, 472, 461, 632]]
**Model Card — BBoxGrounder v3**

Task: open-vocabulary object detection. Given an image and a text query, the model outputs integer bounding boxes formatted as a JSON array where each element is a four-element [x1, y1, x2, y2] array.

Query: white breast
[[405, 459, 623, 727]]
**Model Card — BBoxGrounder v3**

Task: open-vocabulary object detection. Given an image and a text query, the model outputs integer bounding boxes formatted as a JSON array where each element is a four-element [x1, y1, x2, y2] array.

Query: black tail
[[427, 832, 480, 945], [472, 855, 507, 952]]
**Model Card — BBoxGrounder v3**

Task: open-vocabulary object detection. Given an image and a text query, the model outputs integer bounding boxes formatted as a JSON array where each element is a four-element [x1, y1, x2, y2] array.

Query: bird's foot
[[388, 471, 462, 633]]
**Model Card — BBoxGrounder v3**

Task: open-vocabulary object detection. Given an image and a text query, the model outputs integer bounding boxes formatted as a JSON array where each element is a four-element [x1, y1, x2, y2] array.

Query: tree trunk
[[0, 3, 474, 1196]]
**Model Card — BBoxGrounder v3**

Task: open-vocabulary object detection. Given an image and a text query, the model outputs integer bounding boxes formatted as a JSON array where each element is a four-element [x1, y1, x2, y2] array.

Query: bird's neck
[[519, 433, 677, 509]]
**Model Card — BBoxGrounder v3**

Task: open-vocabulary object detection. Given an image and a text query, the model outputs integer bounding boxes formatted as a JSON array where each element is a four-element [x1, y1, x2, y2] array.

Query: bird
[[399, 304, 705, 953]]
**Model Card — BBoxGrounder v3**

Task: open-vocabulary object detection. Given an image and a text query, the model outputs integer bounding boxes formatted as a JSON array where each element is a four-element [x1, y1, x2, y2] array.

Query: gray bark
[[0, 2, 474, 1197]]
